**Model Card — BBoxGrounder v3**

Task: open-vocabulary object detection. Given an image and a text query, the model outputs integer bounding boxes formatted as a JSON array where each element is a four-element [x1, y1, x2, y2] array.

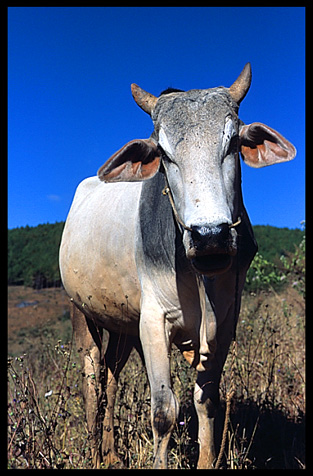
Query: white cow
[[59, 63, 296, 468]]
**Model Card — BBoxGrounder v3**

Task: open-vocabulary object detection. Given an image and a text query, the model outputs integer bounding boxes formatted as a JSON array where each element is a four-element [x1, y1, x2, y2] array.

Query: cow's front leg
[[139, 304, 179, 469], [194, 304, 235, 469]]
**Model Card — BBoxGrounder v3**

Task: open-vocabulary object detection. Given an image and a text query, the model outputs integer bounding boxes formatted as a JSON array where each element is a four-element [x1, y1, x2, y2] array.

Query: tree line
[[8, 221, 304, 290]]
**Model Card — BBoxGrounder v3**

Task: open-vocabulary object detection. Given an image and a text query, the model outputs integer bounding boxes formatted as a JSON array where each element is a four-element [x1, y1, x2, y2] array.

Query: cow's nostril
[[191, 225, 209, 243], [216, 223, 230, 240], [191, 223, 230, 245]]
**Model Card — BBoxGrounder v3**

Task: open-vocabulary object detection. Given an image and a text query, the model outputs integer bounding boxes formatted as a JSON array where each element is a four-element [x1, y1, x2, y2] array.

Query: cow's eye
[[226, 135, 239, 156], [159, 146, 173, 163]]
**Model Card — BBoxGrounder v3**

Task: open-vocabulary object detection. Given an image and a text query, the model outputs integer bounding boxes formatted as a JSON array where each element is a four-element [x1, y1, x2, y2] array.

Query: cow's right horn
[[228, 63, 252, 104], [131, 84, 158, 115]]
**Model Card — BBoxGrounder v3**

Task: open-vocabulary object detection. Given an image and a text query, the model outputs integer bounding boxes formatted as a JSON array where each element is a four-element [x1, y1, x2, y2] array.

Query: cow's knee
[[152, 384, 178, 436], [194, 383, 219, 417], [151, 384, 178, 468], [194, 369, 220, 412]]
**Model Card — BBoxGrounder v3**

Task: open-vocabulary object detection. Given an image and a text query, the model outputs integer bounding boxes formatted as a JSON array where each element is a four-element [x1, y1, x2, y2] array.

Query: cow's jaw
[[191, 254, 233, 276]]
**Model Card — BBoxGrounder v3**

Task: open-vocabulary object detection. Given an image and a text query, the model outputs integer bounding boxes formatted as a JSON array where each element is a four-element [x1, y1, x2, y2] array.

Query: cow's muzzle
[[185, 223, 237, 275]]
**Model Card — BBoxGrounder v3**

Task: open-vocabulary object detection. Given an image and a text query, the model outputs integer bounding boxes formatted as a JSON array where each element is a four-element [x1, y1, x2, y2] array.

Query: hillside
[[253, 225, 304, 262], [8, 222, 65, 288], [8, 221, 304, 289]]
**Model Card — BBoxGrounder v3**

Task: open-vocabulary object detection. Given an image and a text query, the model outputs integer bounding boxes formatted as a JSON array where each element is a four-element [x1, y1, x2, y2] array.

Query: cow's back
[[59, 176, 142, 334]]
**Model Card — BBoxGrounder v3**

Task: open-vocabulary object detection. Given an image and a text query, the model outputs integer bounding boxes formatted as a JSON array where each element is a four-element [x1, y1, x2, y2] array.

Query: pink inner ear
[[240, 144, 259, 166], [99, 162, 132, 181], [240, 123, 296, 168], [98, 139, 161, 183], [137, 156, 161, 179], [264, 140, 290, 159], [101, 156, 161, 182]]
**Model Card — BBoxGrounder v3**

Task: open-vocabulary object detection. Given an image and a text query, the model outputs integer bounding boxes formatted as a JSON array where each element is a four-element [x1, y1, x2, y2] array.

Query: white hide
[[59, 176, 142, 333]]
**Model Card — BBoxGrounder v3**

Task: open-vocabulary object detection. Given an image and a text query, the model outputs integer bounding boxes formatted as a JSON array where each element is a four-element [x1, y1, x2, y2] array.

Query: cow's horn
[[131, 84, 158, 115], [228, 63, 252, 104]]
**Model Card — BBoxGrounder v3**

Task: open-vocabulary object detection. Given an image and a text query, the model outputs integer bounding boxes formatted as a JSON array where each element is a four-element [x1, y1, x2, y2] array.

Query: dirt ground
[[8, 286, 72, 356]]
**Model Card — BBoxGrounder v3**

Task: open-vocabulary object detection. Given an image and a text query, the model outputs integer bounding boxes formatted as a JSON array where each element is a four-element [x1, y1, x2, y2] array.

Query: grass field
[[8, 283, 305, 469]]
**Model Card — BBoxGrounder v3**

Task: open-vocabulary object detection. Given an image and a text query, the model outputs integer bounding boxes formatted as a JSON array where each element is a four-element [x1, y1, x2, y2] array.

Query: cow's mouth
[[192, 254, 232, 275]]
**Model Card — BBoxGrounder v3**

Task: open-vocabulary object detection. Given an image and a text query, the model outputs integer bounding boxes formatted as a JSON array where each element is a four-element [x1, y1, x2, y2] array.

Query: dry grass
[[219, 286, 305, 469], [8, 284, 305, 469]]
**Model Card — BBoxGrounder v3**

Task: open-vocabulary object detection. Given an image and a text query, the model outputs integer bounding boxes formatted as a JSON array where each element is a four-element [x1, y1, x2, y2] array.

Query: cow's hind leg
[[102, 331, 140, 467], [71, 304, 103, 468]]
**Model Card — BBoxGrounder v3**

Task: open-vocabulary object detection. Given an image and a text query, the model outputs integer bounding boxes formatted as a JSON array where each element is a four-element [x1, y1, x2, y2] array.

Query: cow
[[59, 63, 296, 469]]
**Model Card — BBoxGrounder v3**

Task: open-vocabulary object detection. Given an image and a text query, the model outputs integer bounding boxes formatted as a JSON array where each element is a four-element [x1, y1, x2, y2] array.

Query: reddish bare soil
[[8, 286, 71, 356]]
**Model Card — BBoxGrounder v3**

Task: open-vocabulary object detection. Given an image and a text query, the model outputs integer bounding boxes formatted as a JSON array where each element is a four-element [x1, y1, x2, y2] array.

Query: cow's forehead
[[152, 87, 239, 134]]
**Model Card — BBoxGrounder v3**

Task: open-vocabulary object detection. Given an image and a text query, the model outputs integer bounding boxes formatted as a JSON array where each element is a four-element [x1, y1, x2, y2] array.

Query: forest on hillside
[[8, 221, 304, 290], [8, 222, 65, 288]]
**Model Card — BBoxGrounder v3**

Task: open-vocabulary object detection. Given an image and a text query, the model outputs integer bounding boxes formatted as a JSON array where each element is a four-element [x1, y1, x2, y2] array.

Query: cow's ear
[[239, 122, 296, 168], [98, 139, 161, 182]]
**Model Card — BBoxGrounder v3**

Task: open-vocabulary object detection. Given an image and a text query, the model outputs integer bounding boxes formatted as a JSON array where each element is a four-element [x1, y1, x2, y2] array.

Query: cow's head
[[98, 63, 296, 276]]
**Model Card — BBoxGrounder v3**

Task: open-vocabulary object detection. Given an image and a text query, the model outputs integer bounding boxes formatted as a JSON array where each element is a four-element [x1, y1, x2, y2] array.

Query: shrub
[[245, 253, 283, 293], [279, 232, 305, 297], [245, 225, 305, 295]]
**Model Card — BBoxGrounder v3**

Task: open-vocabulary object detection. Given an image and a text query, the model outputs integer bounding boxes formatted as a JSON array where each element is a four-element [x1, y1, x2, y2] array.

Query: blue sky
[[8, 7, 305, 229]]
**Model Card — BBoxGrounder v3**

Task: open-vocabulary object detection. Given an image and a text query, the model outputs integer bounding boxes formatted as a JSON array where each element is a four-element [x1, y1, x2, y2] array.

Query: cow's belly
[[59, 177, 142, 335], [65, 269, 141, 335]]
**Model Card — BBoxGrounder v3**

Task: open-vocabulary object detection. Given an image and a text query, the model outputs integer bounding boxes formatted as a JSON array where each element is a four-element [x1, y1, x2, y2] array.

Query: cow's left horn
[[228, 63, 252, 104], [131, 84, 158, 115]]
